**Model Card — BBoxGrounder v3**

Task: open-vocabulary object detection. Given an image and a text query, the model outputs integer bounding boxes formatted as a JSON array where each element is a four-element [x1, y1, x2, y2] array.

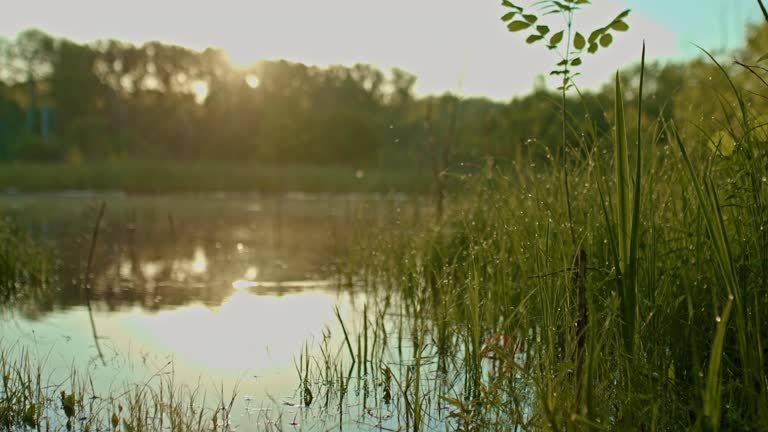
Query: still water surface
[[1, 192, 432, 431]]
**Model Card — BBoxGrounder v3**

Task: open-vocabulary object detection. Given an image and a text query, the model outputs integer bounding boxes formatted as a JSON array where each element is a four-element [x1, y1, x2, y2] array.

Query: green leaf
[[588, 28, 605, 43], [616, 9, 631, 20], [526, 34, 544, 44], [574, 32, 586, 50], [671, 118, 739, 432], [500, 11, 516, 21], [599, 33, 613, 48], [550, 30, 564, 46], [553, 1, 572, 12], [571, 57, 582, 66], [611, 20, 629, 31], [557, 59, 568, 66], [501, 0, 523, 11], [501, 0, 514, 7], [704, 299, 733, 431], [613, 70, 633, 352], [507, 21, 532, 32], [61, 392, 76, 419], [588, 43, 598, 54], [626, 42, 646, 357], [523, 14, 538, 24], [439, 395, 463, 408], [536, 25, 550, 35]]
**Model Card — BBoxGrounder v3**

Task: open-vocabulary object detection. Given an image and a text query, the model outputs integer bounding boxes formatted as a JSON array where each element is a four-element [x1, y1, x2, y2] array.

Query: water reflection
[[132, 289, 339, 371], [2, 287, 359, 429], [0, 192, 433, 431], [0, 193, 416, 317]]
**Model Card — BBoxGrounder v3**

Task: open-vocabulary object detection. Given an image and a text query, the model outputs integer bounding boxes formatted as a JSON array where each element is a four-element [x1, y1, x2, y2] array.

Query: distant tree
[[7, 29, 55, 83], [389, 68, 417, 108]]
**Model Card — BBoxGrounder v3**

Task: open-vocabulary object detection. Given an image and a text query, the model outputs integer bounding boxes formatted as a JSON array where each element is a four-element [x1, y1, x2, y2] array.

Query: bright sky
[[0, 0, 760, 99]]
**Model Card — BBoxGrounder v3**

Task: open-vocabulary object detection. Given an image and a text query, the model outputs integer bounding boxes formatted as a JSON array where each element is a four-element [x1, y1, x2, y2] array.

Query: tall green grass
[[3, 46, 768, 432], [348, 47, 768, 430]]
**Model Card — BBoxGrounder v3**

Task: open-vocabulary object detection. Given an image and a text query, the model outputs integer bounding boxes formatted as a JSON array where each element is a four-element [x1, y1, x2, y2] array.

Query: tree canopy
[[1, 25, 767, 169]]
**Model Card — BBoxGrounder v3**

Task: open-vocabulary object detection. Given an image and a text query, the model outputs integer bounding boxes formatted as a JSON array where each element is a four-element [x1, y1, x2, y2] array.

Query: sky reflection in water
[[0, 193, 422, 431]]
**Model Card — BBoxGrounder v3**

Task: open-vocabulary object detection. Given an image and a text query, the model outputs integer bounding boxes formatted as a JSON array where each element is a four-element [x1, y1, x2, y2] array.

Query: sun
[[245, 74, 260, 88], [192, 81, 209, 104]]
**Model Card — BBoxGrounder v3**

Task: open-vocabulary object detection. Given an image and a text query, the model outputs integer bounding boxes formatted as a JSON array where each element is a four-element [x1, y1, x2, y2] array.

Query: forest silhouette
[[1, 26, 767, 175]]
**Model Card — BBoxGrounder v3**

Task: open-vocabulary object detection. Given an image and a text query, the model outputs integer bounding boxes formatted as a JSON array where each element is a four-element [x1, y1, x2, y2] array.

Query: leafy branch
[[501, 0, 630, 89]]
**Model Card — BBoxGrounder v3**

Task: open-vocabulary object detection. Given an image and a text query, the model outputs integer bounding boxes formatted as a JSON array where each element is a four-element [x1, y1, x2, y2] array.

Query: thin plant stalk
[[84, 201, 106, 366]]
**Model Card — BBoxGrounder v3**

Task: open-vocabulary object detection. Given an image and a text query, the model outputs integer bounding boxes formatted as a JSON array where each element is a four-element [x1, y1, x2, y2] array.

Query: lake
[[0, 192, 450, 432]]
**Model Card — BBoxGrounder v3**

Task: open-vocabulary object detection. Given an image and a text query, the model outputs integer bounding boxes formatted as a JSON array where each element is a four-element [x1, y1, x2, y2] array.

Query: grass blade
[[614, 71, 631, 273], [334, 306, 357, 364], [704, 298, 733, 431], [614, 70, 635, 354]]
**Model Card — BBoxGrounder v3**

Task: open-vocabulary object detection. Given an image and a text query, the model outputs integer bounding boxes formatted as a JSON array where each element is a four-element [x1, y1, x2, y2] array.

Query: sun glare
[[192, 81, 209, 104], [245, 74, 260, 88], [124, 290, 339, 370], [191, 246, 208, 274]]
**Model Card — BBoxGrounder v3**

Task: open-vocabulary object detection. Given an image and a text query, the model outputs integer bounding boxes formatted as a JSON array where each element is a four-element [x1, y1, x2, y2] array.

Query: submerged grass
[[0, 221, 49, 313], [0, 344, 239, 432]]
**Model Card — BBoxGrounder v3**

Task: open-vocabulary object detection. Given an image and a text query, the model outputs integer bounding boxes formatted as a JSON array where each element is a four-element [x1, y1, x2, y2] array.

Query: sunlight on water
[[244, 265, 259, 280], [129, 289, 338, 371], [191, 245, 209, 274], [0, 192, 428, 431], [3, 286, 364, 431]]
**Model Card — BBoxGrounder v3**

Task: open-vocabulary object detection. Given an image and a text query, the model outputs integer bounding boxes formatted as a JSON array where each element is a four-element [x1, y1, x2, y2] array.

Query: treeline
[[0, 26, 766, 167]]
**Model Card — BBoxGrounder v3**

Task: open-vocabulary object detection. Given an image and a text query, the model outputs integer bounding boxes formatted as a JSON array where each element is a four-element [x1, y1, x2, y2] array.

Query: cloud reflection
[[125, 289, 337, 371]]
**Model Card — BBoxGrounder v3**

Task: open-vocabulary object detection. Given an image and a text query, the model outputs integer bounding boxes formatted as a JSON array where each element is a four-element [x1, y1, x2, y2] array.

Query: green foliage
[[60, 391, 76, 419], [500, 0, 630, 89], [613, 70, 637, 354], [508, 21, 532, 31], [345, 10, 768, 432], [0, 32, 423, 166], [612, 73, 629, 275], [5, 23, 768, 189], [7, 133, 63, 160], [360, 51, 768, 427]]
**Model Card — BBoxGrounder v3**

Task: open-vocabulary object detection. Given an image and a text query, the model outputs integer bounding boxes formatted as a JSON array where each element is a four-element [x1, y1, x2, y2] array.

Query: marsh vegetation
[[3, 2, 768, 431]]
